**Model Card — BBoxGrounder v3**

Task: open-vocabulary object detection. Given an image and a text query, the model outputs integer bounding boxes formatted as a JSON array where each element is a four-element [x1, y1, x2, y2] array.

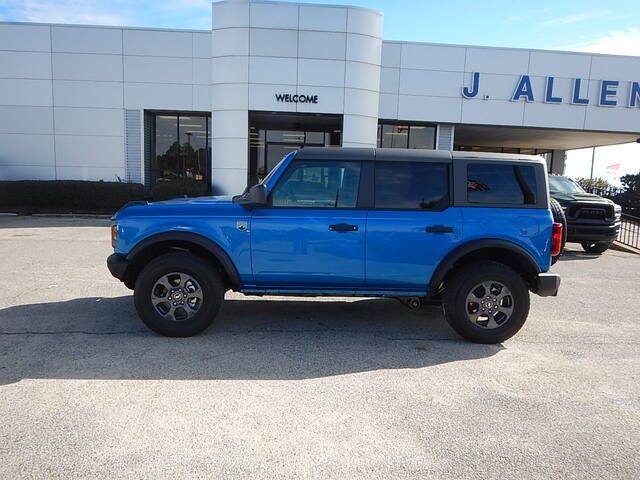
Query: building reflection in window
[[153, 113, 211, 185], [377, 121, 436, 149]]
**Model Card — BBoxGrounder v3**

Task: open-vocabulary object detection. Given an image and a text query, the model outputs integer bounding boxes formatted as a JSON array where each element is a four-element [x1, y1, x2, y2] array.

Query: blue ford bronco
[[108, 148, 562, 343]]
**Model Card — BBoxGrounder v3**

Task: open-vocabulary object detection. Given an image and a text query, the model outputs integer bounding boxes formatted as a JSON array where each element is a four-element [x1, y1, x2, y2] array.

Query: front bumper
[[534, 273, 560, 297], [566, 221, 620, 243], [107, 253, 128, 281]]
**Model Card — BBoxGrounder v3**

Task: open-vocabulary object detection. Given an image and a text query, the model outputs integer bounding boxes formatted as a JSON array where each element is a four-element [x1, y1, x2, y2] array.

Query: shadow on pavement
[[558, 247, 601, 261], [0, 296, 502, 384], [0, 216, 110, 229]]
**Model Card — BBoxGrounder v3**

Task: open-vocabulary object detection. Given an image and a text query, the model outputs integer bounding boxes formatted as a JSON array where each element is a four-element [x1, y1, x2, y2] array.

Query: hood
[[114, 195, 243, 220], [151, 195, 234, 206], [550, 191, 613, 206]]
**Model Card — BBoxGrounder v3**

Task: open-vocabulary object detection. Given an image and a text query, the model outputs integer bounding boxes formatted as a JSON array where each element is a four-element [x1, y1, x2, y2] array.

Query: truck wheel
[[134, 252, 224, 337], [443, 261, 530, 344], [549, 198, 567, 265], [581, 241, 612, 254]]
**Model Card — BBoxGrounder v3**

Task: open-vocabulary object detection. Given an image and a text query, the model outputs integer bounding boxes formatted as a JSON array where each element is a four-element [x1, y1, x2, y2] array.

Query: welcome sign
[[462, 72, 640, 107]]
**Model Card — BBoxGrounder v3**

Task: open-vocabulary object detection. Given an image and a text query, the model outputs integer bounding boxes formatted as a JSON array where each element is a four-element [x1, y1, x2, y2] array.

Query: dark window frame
[[372, 161, 451, 212], [146, 110, 212, 187]]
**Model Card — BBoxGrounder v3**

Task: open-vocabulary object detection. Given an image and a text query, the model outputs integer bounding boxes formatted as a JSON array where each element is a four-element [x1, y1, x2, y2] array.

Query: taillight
[[111, 224, 118, 248], [551, 222, 563, 257]]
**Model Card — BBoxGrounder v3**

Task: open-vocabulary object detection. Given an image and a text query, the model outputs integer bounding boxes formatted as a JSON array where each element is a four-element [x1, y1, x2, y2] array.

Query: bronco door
[[250, 158, 366, 289], [365, 160, 463, 292]]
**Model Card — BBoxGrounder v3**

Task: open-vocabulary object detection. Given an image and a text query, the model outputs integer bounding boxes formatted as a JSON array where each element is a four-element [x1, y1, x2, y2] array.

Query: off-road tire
[[581, 241, 612, 254], [443, 261, 530, 344], [134, 252, 224, 337], [549, 197, 567, 265]]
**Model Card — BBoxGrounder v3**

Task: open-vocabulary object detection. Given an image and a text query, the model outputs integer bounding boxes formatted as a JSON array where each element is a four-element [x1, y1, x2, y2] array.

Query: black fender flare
[[126, 231, 241, 289], [429, 239, 541, 290]]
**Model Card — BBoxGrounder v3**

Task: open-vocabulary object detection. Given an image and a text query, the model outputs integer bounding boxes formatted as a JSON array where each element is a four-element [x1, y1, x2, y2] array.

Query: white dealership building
[[1, 0, 639, 193]]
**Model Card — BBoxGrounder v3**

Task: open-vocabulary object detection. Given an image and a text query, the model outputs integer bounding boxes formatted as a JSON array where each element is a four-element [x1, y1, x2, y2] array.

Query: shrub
[[151, 178, 210, 201], [0, 180, 145, 214]]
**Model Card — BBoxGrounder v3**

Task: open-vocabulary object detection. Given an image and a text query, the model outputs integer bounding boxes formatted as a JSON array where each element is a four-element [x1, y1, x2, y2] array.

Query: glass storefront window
[[408, 125, 436, 149], [380, 124, 408, 148], [377, 121, 436, 149], [248, 112, 342, 187], [150, 112, 211, 185]]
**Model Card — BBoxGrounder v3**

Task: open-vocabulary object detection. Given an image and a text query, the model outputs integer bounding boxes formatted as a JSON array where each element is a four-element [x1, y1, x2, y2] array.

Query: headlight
[[614, 203, 622, 220], [111, 224, 118, 248]]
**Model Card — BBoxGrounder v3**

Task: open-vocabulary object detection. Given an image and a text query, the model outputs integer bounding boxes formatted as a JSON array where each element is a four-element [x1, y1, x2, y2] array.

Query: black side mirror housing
[[232, 184, 267, 209]]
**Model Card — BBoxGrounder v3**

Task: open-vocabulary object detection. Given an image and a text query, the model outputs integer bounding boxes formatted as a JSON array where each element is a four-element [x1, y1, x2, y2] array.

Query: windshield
[[548, 175, 585, 194], [259, 151, 296, 189]]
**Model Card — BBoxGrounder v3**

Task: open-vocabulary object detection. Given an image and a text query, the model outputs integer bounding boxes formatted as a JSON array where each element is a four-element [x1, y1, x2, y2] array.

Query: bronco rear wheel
[[443, 261, 530, 344], [134, 252, 224, 337]]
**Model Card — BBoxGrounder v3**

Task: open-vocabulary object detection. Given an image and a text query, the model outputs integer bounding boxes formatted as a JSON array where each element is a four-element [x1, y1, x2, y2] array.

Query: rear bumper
[[566, 221, 620, 243], [534, 273, 560, 297], [107, 253, 128, 281]]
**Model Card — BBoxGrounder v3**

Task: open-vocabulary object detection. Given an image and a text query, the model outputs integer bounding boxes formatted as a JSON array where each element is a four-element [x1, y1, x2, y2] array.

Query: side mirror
[[232, 184, 267, 209]]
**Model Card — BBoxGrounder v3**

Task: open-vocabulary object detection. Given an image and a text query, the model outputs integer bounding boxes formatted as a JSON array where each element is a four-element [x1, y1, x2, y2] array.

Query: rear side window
[[374, 162, 449, 210], [467, 163, 537, 205]]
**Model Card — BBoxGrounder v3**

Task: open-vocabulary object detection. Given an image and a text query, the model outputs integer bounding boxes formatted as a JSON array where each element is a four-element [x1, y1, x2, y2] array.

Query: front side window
[[271, 161, 361, 208], [374, 162, 449, 210], [467, 163, 537, 205]]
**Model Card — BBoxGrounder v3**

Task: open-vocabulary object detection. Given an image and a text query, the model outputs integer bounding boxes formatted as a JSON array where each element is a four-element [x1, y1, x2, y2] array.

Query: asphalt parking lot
[[1, 215, 639, 479]]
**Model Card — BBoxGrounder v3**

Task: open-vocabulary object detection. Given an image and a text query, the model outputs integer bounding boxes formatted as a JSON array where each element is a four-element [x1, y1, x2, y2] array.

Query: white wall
[[379, 41, 640, 134], [0, 22, 211, 182]]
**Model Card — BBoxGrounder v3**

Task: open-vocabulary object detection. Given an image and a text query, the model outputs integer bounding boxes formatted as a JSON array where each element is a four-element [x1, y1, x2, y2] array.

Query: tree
[[575, 177, 611, 191], [620, 173, 640, 192]]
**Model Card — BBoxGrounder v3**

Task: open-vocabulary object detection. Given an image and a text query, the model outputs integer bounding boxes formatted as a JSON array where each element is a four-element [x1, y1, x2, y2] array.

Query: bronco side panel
[[365, 207, 464, 290], [113, 200, 253, 285], [460, 207, 553, 272]]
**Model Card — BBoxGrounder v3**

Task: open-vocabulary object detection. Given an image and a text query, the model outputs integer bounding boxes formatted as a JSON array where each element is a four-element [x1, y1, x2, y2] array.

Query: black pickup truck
[[549, 175, 621, 254]]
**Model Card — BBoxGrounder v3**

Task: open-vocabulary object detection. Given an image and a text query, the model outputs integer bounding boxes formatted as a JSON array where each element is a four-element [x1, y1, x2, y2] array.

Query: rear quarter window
[[467, 163, 537, 205]]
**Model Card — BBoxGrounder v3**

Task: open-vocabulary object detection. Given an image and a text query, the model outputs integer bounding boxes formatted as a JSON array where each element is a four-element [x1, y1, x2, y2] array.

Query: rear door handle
[[425, 225, 455, 234], [329, 223, 358, 232]]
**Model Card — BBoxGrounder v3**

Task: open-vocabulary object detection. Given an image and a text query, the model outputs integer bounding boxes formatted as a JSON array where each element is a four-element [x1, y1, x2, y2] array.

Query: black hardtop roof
[[294, 147, 546, 165]]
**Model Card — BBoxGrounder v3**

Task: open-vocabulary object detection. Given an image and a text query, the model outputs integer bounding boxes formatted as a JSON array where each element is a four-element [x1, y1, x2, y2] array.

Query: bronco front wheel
[[443, 261, 530, 344], [134, 252, 224, 337]]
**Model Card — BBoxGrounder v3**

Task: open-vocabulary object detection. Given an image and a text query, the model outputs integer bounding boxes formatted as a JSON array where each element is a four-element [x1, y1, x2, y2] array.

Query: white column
[[341, 8, 382, 147], [549, 149, 566, 174], [210, 1, 250, 195]]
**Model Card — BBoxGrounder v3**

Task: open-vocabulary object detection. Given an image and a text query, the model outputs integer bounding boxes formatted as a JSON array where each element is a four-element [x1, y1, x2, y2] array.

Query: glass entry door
[[248, 112, 342, 186]]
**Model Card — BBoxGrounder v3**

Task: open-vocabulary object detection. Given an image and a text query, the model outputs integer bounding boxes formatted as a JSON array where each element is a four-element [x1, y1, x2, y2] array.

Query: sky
[[0, 0, 638, 182]]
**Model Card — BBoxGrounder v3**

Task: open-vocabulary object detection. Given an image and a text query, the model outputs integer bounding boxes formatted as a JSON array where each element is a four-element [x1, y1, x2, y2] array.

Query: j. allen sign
[[462, 72, 640, 107]]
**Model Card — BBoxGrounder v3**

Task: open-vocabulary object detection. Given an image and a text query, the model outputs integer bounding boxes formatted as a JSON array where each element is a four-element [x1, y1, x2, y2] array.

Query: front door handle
[[425, 225, 455, 234], [329, 223, 358, 232]]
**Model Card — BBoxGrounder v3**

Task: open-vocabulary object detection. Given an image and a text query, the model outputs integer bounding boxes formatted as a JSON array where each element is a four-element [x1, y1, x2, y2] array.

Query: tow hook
[[398, 297, 424, 310]]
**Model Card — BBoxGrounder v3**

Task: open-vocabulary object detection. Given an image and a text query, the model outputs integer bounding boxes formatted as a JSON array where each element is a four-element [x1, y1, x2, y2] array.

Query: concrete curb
[[611, 241, 640, 255]]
